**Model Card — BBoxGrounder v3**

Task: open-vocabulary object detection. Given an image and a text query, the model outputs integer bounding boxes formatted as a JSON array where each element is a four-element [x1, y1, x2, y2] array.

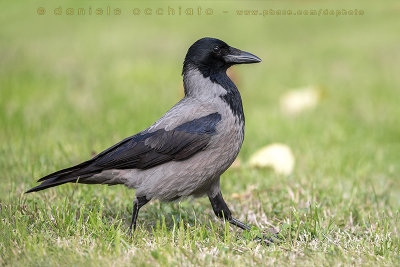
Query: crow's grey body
[[88, 69, 244, 201], [26, 37, 263, 235]]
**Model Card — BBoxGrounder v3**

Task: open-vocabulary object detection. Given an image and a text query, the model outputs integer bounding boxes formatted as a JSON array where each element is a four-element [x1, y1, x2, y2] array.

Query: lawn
[[0, 0, 399, 266]]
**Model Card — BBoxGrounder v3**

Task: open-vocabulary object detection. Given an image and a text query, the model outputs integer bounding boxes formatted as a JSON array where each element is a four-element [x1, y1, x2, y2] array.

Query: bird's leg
[[208, 191, 275, 244], [208, 191, 250, 231], [126, 196, 150, 235]]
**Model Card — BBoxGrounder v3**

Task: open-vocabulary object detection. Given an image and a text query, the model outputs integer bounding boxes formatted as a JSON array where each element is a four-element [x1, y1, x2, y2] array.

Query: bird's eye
[[213, 46, 220, 53]]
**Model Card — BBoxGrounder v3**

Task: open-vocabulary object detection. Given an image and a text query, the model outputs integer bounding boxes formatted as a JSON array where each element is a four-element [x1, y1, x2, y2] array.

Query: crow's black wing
[[26, 113, 221, 193], [94, 129, 207, 169]]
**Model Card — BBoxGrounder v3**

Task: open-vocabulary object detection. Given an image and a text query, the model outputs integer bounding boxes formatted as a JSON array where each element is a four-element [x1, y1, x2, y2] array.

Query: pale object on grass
[[280, 86, 321, 115], [248, 143, 295, 175], [229, 158, 242, 169]]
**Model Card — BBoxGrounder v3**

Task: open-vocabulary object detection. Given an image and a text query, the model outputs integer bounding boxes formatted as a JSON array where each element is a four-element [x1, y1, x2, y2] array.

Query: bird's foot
[[253, 233, 280, 245], [125, 227, 133, 237], [245, 227, 280, 245]]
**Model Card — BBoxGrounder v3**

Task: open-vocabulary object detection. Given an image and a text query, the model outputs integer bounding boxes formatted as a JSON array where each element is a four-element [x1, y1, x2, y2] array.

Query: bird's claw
[[125, 227, 133, 237], [252, 232, 280, 245]]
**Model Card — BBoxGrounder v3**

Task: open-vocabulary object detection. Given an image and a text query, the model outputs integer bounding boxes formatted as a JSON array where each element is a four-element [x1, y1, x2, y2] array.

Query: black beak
[[224, 47, 262, 64]]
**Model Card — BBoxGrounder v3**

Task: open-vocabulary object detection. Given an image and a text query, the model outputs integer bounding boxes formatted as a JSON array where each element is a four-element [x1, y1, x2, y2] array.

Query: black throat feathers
[[210, 71, 245, 124]]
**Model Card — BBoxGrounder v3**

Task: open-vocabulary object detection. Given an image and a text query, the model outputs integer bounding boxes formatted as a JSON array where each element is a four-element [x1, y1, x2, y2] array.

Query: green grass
[[1, 0, 399, 266]]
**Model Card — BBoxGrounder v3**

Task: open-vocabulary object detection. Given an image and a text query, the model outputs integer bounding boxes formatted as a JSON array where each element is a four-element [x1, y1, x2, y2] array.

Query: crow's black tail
[[25, 176, 80, 193], [25, 160, 101, 193]]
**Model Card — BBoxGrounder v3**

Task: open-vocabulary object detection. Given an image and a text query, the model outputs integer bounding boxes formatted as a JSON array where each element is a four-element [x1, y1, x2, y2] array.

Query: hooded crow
[[26, 37, 262, 234]]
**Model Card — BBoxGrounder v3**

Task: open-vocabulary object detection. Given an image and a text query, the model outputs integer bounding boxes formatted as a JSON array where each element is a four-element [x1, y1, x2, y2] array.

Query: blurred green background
[[0, 0, 399, 266]]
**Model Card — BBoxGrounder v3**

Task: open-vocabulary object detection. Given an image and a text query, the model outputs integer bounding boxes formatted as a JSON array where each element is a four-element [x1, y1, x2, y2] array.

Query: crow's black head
[[182, 37, 261, 77]]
